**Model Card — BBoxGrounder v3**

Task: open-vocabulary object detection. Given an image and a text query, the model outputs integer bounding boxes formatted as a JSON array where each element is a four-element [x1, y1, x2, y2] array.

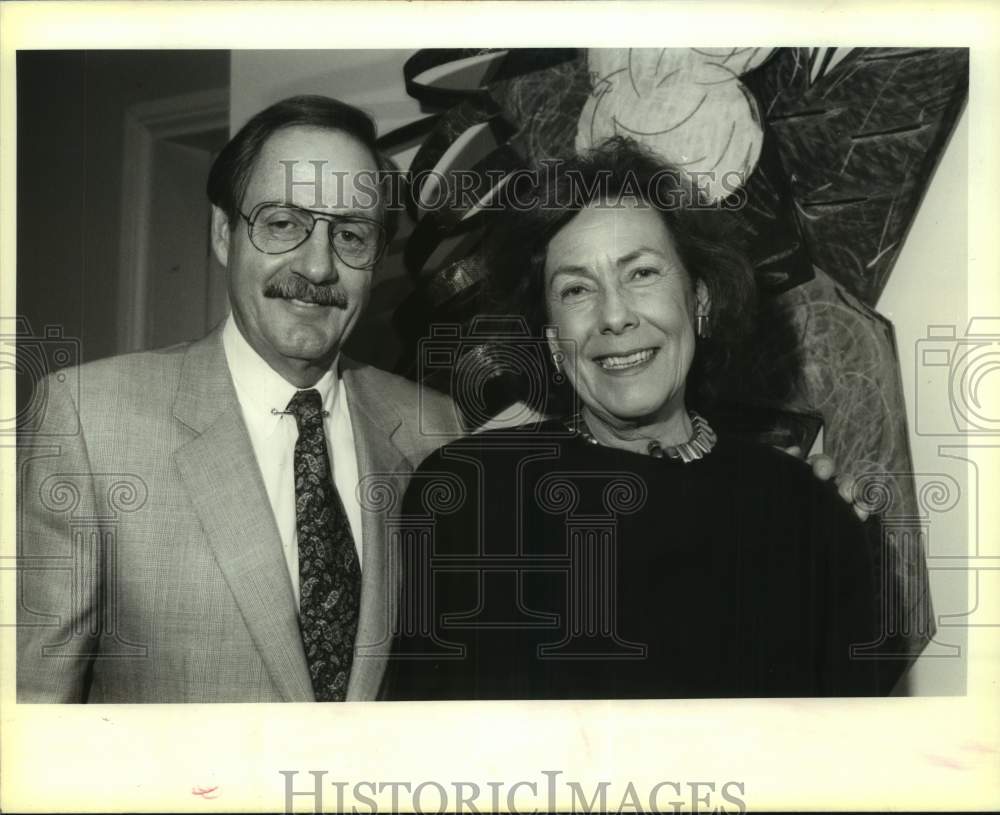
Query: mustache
[[263, 277, 349, 308]]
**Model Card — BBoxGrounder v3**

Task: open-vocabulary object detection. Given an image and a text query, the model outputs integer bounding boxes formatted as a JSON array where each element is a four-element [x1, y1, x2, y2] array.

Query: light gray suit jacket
[[16, 325, 462, 702]]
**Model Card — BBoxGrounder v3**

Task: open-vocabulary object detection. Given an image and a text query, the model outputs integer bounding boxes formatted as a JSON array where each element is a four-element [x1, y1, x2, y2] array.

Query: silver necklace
[[564, 411, 717, 463]]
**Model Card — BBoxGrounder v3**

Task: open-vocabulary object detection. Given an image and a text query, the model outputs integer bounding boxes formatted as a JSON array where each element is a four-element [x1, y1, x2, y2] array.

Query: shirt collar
[[222, 314, 340, 438]]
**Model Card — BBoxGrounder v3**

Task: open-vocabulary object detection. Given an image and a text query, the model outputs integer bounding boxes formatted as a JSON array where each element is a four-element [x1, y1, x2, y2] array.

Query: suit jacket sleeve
[[17, 372, 104, 702]]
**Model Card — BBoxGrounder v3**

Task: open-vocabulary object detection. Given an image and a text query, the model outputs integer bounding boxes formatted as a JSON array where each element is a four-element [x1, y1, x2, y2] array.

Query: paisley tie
[[287, 388, 361, 702]]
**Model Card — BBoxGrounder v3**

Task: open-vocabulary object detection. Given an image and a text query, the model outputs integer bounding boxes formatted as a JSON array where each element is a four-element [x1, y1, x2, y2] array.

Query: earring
[[544, 327, 563, 375], [696, 311, 711, 339]]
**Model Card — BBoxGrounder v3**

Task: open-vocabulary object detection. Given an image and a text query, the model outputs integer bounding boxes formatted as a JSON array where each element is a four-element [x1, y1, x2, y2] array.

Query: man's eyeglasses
[[238, 202, 387, 270]]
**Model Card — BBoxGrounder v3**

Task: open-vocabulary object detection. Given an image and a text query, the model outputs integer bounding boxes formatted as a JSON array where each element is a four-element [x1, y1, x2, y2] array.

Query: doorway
[[117, 88, 230, 352]]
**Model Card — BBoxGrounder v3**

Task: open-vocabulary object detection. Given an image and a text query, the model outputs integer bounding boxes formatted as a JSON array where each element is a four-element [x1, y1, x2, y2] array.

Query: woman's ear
[[210, 205, 231, 268]]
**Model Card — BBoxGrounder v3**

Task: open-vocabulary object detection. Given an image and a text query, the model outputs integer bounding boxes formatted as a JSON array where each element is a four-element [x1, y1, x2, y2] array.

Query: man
[[17, 95, 462, 702]]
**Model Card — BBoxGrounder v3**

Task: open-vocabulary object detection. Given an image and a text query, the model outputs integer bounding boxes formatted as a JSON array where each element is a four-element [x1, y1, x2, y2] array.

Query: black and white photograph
[[2, 2, 998, 813]]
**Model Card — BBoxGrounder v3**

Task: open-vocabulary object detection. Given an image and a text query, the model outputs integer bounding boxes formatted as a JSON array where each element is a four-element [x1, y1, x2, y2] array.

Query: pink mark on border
[[925, 754, 966, 771]]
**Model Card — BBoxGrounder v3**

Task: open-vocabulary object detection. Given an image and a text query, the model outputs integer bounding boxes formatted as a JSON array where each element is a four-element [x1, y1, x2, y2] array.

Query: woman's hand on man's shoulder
[[780, 446, 870, 522]]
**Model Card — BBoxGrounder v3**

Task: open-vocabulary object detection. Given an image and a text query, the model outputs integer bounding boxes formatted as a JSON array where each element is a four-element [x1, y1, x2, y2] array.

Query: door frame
[[117, 88, 229, 353]]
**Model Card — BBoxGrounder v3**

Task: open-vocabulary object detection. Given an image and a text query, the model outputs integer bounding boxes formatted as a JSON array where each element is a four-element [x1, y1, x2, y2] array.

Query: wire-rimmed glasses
[[238, 202, 387, 270]]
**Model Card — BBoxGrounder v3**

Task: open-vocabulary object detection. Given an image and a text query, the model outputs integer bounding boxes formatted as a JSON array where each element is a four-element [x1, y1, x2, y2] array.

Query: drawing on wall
[[577, 48, 773, 204], [380, 47, 969, 665]]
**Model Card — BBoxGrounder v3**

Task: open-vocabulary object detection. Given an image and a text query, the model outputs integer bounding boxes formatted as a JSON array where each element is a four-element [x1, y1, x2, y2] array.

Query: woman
[[384, 137, 887, 699]]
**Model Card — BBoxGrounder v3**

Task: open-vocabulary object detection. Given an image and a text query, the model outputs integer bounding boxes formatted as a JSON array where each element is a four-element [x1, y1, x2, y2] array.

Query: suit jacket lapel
[[341, 360, 412, 701], [172, 327, 314, 703]]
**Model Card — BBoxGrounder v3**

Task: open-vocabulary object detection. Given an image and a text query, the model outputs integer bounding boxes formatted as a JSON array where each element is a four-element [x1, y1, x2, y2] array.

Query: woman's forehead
[[545, 201, 678, 269]]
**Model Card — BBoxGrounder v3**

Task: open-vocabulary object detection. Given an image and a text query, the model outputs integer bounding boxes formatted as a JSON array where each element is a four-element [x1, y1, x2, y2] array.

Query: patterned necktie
[[286, 388, 361, 702]]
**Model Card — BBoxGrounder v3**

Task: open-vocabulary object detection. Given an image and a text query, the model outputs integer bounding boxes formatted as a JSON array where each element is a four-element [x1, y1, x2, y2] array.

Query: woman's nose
[[599, 287, 638, 334]]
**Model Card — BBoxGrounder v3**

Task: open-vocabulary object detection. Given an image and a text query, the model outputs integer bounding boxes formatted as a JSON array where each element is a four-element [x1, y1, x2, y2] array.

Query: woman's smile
[[592, 346, 659, 372]]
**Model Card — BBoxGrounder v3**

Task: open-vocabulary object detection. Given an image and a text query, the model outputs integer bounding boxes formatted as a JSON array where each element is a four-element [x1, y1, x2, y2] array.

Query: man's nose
[[292, 221, 338, 283]]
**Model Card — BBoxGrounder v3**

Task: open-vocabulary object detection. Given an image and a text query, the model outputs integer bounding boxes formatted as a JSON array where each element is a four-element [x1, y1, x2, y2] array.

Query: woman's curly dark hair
[[480, 135, 756, 416]]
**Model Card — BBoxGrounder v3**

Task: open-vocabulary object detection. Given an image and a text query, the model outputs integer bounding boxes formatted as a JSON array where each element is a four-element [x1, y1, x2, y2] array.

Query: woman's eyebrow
[[615, 247, 666, 266], [548, 264, 592, 279]]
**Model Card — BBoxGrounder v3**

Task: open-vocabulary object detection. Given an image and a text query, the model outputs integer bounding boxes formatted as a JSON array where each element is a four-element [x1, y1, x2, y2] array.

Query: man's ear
[[209, 205, 231, 268]]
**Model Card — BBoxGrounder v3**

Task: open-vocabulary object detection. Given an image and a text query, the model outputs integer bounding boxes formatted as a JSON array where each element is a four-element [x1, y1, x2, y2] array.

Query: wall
[[879, 109, 969, 694], [16, 50, 229, 364]]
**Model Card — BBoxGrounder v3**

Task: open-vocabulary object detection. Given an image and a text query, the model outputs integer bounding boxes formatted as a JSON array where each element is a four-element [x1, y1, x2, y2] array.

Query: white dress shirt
[[222, 316, 363, 609]]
